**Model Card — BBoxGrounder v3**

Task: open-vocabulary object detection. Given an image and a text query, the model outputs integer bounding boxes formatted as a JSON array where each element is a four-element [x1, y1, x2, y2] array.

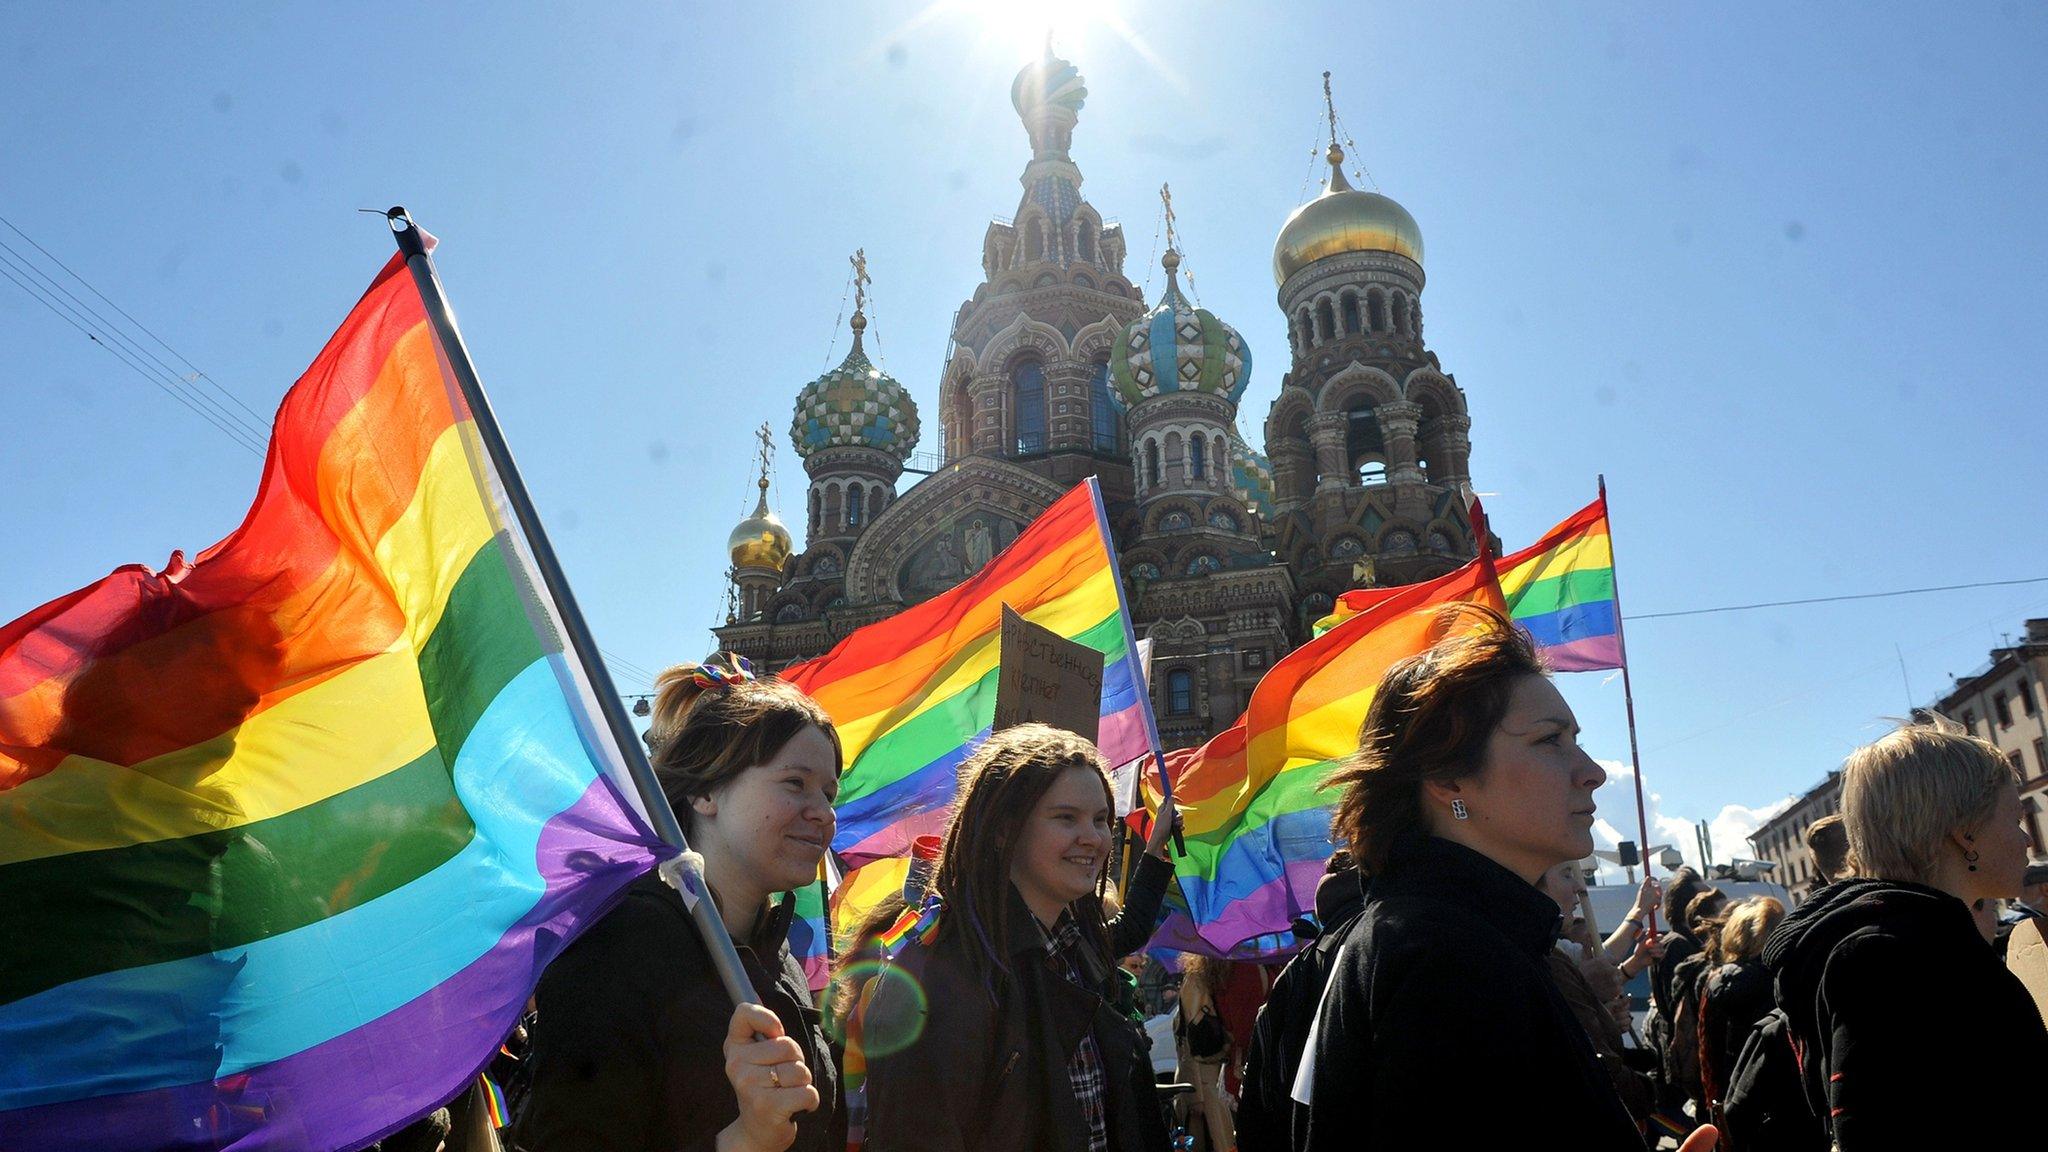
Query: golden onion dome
[[1273, 144, 1424, 286], [727, 478, 792, 571]]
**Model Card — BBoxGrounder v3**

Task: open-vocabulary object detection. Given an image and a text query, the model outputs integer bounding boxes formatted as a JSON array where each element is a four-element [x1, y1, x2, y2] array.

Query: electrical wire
[[1632, 576, 2048, 621]]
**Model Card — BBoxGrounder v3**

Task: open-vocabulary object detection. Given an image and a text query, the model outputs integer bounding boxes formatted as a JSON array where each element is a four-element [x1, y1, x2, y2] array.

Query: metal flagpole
[[1600, 474, 1661, 934], [387, 208, 761, 1009]]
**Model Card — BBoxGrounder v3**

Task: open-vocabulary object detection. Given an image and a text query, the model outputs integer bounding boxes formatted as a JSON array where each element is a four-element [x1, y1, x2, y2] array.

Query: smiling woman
[[859, 723, 1179, 1152], [517, 655, 847, 1152]]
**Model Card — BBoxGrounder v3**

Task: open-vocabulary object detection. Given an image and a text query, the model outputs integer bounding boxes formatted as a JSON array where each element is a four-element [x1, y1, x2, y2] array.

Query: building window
[[1090, 358, 1119, 452], [1368, 289, 1388, 332], [1167, 668, 1194, 715], [1145, 438, 1162, 488], [1013, 359, 1047, 453], [2036, 738, 2047, 779], [1340, 292, 1362, 335], [1190, 432, 1208, 480], [2011, 751, 2025, 779], [1964, 709, 1978, 734], [1996, 692, 2013, 727], [1315, 299, 1336, 341], [846, 485, 864, 527], [2022, 683, 2038, 716]]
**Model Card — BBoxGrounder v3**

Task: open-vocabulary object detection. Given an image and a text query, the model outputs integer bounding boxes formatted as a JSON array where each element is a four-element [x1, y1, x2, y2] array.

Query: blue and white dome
[[1229, 431, 1276, 519], [1109, 250, 1251, 409]]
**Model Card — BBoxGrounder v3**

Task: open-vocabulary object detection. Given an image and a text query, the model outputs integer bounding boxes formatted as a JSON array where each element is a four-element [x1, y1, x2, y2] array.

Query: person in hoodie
[[1762, 720, 2045, 1148], [1295, 606, 1715, 1151], [1696, 897, 1783, 1128]]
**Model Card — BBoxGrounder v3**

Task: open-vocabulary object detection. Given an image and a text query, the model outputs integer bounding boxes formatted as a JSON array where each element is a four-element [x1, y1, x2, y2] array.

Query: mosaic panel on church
[[898, 513, 1025, 602]]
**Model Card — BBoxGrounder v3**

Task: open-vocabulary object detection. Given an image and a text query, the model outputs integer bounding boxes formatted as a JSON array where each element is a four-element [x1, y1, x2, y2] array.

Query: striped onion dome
[[1109, 250, 1251, 409]]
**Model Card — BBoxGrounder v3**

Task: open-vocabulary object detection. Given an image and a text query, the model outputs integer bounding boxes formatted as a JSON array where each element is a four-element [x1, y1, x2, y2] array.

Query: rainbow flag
[[784, 478, 1154, 869], [1496, 494, 1622, 672], [1312, 493, 1623, 673], [1154, 556, 1506, 956], [0, 252, 666, 1150]]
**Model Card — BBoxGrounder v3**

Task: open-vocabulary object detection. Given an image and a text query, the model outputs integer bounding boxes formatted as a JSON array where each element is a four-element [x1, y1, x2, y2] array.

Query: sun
[[959, 0, 1121, 59]]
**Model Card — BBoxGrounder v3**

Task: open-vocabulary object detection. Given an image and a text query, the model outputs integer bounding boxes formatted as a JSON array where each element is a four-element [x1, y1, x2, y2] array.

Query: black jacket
[[862, 867, 1169, 1152], [1236, 866, 1368, 1152], [1699, 959, 1771, 1107], [1650, 930, 1699, 1026], [1763, 877, 2048, 1149], [514, 876, 840, 1152], [1298, 836, 1643, 1151]]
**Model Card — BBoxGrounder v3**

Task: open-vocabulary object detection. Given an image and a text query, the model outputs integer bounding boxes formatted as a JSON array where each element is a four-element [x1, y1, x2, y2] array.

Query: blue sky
[[5, 3, 2044, 876]]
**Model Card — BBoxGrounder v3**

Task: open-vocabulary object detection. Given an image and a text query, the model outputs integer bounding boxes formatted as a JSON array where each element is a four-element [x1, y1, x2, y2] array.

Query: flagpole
[[387, 208, 761, 1009], [1084, 475, 1184, 855], [1599, 474, 1660, 934]]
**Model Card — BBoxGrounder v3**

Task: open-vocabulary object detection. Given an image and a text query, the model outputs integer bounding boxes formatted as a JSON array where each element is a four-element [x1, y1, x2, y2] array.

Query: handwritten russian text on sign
[[994, 604, 1104, 742]]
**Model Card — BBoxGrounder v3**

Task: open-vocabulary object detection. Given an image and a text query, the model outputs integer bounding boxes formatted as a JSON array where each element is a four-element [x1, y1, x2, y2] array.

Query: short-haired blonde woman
[[1763, 722, 2047, 1147]]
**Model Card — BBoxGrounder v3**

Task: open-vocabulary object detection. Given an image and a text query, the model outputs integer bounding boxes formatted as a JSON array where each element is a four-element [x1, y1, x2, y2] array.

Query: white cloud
[[1584, 758, 1797, 885]]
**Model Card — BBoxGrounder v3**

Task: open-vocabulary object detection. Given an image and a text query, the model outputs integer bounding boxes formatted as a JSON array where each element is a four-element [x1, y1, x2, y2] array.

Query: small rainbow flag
[[1152, 553, 1507, 956], [1496, 494, 1622, 672], [784, 478, 1155, 868], [1312, 492, 1624, 674], [0, 250, 666, 1149]]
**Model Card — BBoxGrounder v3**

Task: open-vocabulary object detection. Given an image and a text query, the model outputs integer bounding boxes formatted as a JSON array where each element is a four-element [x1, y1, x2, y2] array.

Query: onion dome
[[728, 476, 792, 571], [1272, 143, 1424, 286], [1229, 431, 1277, 519], [1011, 47, 1087, 126], [1109, 249, 1252, 408], [790, 310, 920, 462]]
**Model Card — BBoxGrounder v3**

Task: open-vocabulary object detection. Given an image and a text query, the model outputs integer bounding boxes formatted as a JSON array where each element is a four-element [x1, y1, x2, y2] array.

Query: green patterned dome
[[1230, 431, 1276, 519], [1110, 251, 1251, 409], [790, 315, 919, 462]]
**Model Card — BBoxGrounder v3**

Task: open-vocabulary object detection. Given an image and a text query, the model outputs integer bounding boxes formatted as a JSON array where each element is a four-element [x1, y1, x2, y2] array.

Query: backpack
[[1661, 955, 1709, 1110], [1719, 1007, 1828, 1152]]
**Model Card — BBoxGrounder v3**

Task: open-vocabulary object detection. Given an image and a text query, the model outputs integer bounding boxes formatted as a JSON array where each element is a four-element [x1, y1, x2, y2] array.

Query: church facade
[[715, 52, 1481, 748]]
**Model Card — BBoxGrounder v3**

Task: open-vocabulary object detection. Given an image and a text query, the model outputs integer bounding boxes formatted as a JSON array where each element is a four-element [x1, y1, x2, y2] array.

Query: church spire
[[1322, 71, 1355, 193]]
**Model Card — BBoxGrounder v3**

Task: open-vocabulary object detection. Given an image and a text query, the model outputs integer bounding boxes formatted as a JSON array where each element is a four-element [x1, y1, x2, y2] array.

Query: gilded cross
[[850, 248, 870, 317]]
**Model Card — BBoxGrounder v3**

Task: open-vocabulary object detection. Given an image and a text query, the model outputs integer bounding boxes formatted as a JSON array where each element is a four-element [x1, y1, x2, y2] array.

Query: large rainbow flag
[[0, 251, 666, 1149], [784, 478, 1155, 870], [1156, 556, 1506, 956], [1312, 493, 1623, 673]]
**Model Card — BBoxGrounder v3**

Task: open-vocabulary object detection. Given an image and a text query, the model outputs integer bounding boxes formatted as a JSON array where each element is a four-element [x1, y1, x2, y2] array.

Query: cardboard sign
[[2007, 916, 2048, 1026], [993, 604, 1104, 742]]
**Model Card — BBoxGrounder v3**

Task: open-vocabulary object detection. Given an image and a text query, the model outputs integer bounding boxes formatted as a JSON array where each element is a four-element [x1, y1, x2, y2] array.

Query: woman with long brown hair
[[517, 654, 843, 1152], [1295, 606, 1715, 1150], [859, 722, 1177, 1152]]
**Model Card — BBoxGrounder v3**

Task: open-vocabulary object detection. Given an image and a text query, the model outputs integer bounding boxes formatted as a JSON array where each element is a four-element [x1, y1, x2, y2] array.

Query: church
[[714, 48, 1481, 748]]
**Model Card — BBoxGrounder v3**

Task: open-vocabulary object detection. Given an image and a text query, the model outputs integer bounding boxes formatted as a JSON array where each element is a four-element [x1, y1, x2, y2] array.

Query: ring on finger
[[768, 1065, 782, 1088]]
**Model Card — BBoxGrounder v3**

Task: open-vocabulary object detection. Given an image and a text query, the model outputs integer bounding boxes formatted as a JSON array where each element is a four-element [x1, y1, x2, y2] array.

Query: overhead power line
[[1632, 576, 2048, 621]]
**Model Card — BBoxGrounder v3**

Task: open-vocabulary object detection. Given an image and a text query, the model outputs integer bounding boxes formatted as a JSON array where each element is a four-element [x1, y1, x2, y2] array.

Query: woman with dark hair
[[1297, 606, 1714, 1150], [859, 723, 1176, 1152], [516, 655, 843, 1152]]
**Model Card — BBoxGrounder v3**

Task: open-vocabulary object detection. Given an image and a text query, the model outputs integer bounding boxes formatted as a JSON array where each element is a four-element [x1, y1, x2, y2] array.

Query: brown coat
[[1546, 948, 1653, 1124]]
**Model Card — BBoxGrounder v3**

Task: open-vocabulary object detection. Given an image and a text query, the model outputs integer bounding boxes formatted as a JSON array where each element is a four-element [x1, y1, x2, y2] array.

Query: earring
[[1451, 799, 1469, 821], [1965, 848, 1981, 872]]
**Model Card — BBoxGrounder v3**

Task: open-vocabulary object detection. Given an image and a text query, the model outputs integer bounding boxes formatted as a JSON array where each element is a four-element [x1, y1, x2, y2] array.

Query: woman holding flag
[[517, 655, 843, 1152], [1295, 607, 1716, 1151], [858, 723, 1178, 1152]]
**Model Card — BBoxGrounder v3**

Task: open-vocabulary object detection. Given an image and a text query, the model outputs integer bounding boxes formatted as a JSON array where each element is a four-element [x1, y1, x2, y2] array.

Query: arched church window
[[1368, 290, 1389, 333], [1079, 227, 1096, 262], [1315, 299, 1336, 342], [1145, 438, 1162, 487], [1190, 432, 1208, 480], [1013, 358, 1047, 454], [1167, 668, 1195, 714], [1026, 218, 1047, 261], [1341, 292, 1362, 335], [1347, 399, 1387, 483], [1090, 358, 1119, 453], [1392, 291, 1411, 335], [810, 490, 821, 534], [847, 485, 864, 527], [1298, 308, 1315, 351]]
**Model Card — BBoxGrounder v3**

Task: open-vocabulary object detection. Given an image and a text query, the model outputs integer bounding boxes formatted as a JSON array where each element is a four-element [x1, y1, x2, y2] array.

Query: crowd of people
[[382, 604, 2048, 1151]]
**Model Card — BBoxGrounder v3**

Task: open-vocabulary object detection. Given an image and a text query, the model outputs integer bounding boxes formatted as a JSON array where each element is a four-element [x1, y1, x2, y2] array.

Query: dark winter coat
[[514, 876, 840, 1152], [1236, 866, 1368, 1152], [1650, 930, 1700, 1026], [1698, 958, 1772, 1111], [1298, 835, 1644, 1151], [861, 858, 1172, 1152], [1762, 877, 2048, 1149]]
